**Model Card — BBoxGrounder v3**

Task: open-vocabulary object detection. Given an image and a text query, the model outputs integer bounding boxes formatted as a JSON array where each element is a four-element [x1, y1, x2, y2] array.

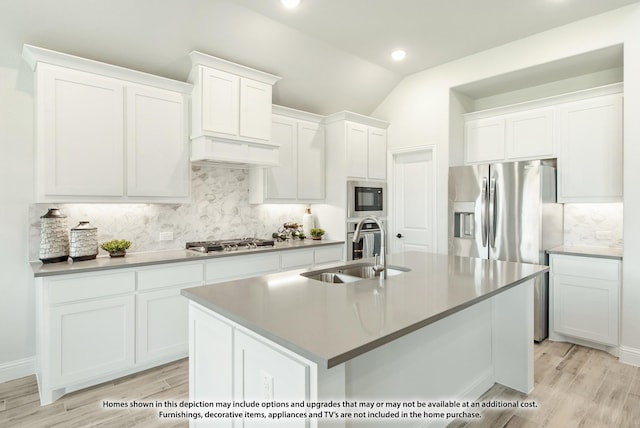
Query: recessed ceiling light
[[391, 50, 407, 61], [281, 0, 301, 9]]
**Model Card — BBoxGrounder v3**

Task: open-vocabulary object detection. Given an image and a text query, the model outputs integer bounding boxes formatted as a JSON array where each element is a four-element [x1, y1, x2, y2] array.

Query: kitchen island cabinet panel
[[189, 304, 234, 428]]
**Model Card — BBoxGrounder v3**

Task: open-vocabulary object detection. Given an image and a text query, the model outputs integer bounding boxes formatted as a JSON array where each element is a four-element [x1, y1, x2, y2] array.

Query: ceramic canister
[[69, 221, 98, 261], [39, 208, 69, 263]]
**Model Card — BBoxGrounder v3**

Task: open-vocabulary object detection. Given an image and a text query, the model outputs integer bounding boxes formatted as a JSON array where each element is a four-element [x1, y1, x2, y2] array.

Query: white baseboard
[[619, 345, 640, 367], [0, 356, 36, 383]]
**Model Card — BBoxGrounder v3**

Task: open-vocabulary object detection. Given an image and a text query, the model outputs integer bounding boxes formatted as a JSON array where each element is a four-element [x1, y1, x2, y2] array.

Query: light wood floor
[[1, 341, 639, 427]]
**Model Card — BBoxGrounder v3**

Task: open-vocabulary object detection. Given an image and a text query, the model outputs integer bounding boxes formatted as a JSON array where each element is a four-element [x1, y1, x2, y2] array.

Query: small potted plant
[[101, 239, 132, 257], [310, 228, 325, 240]]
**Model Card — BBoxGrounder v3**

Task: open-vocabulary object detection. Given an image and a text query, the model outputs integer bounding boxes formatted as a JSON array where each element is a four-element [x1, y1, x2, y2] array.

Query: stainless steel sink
[[301, 263, 410, 283]]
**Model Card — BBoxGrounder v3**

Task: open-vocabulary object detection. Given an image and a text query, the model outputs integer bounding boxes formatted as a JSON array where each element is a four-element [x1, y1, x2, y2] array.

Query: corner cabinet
[[22, 45, 191, 203], [249, 105, 326, 203], [549, 254, 621, 351], [188, 51, 282, 167]]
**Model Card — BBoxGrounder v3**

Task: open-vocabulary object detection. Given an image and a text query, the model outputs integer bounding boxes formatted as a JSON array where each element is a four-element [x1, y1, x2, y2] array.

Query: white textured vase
[[39, 208, 69, 263], [69, 221, 98, 261]]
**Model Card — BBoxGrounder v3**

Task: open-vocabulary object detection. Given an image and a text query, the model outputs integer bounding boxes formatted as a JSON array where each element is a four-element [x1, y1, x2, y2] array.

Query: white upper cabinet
[[464, 117, 506, 164], [557, 93, 623, 203], [126, 85, 189, 198], [462, 84, 623, 203], [250, 106, 325, 203], [345, 122, 388, 180], [505, 107, 555, 160], [188, 51, 281, 167], [23, 45, 191, 203], [37, 64, 126, 198], [464, 107, 554, 164], [325, 112, 389, 182]]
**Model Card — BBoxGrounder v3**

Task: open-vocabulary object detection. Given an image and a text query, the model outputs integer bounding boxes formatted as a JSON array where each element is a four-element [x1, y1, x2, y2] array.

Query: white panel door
[[391, 149, 435, 253], [506, 107, 555, 160], [49, 295, 135, 386], [464, 117, 505, 164], [265, 115, 297, 199], [346, 122, 368, 179], [297, 121, 325, 200], [234, 330, 308, 428], [39, 64, 124, 197], [367, 127, 387, 180], [557, 93, 623, 202], [136, 287, 189, 364], [201, 67, 239, 137], [240, 78, 272, 141], [126, 85, 189, 198]]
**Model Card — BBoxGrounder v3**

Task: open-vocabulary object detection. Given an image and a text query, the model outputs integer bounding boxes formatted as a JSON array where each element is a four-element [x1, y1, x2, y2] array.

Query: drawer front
[[137, 262, 204, 291], [206, 253, 280, 282], [48, 271, 136, 304], [551, 255, 620, 281], [281, 249, 314, 270], [314, 245, 344, 265]]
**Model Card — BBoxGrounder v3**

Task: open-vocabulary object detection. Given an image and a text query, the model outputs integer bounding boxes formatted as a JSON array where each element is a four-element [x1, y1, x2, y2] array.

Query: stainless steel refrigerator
[[448, 159, 563, 341]]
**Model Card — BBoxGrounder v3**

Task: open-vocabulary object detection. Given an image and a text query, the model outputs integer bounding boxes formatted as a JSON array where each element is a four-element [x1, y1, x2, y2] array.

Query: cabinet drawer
[[314, 245, 344, 265], [281, 249, 314, 270], [137, 263, 203, 291], [206, 253, 280, 282], [49, 271, 135, 304], [551, 255, 620, 281]]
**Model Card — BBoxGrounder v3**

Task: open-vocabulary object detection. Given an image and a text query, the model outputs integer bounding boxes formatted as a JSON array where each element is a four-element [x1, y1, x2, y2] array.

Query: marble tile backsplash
[[29, 166, 310, 260], [563, 203, 623, 248]]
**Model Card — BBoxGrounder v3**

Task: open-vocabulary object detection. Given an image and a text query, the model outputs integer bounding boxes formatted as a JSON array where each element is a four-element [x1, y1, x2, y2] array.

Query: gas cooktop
[[186, 238, 275, 253]]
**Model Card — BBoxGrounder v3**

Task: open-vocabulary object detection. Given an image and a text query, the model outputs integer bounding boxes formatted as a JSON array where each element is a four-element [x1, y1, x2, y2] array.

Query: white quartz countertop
[[181, 251, 548, 368], [30, 239, 344, 277], [547, 245, 623, 260]]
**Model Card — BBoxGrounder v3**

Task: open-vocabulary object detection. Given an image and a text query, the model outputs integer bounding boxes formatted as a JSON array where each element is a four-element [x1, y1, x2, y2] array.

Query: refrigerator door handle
[[481, 177, 488, 247], [489, 176, 497, 248]]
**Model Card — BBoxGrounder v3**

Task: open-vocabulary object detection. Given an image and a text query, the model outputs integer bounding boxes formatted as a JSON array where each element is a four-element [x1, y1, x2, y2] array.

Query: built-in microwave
[[347, 180, 386, 218]]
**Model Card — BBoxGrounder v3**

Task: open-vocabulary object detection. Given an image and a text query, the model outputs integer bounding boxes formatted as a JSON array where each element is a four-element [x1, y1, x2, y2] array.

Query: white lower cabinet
[[550, 254, 621, 349], [35, 244, 343, 405], [136, 262, 204, 364], [50, 294, 135, 387]]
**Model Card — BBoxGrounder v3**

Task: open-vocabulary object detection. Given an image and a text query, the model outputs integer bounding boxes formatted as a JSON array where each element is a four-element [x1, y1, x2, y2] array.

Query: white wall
[[621, 5, 640, 365], [372, 4, 640, 363], [0, 57, 36, 378]]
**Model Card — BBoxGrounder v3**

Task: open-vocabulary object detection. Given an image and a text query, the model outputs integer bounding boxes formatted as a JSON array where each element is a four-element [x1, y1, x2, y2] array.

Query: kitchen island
[[181, 251, 547, 428]]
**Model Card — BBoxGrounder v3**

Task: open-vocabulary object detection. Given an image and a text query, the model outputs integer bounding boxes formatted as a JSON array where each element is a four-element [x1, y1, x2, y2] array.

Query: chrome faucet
[[352, 216, 386, 278]]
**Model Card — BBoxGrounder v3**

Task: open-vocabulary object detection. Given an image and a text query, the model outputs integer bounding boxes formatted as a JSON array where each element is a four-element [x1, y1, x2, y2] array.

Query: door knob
[[396, 233, 403, 238]]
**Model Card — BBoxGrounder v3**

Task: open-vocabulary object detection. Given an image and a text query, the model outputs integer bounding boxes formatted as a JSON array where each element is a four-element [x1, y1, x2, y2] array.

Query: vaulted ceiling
[[1, 0, 638, 115]]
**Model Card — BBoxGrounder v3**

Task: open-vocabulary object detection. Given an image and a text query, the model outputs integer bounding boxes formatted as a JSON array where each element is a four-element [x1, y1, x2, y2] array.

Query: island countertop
[[181, 251, 548, 368]]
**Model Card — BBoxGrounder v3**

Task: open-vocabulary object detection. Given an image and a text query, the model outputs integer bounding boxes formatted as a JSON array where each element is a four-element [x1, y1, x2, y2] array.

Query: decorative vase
[[69, 221, 98, 261], [39, 208, 69, 263], [108, 251, 127, 258], [302, 207, 315, 236], [312, 236, 322, 241]]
